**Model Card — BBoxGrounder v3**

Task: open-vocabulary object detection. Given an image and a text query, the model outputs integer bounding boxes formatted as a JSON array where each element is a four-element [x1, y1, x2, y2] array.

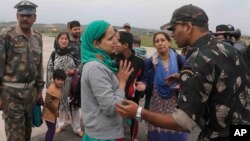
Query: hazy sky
[[1, 0, 250, 35]]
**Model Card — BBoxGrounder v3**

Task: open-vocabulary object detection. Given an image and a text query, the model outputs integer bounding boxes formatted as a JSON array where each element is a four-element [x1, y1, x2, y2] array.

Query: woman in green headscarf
[[80, 20, 133, 141]]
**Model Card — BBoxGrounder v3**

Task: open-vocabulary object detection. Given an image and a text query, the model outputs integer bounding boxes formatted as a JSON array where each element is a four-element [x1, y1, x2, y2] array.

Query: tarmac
[[29, 118, 148, 141], [0, 36, 156, 141]]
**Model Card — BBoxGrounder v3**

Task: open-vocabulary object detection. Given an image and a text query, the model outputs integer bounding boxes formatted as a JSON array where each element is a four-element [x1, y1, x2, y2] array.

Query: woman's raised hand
[[117, 60, 134, 89]]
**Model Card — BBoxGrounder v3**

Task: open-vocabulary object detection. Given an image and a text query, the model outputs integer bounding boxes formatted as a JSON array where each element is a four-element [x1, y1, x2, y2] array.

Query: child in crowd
[[46, 32, 83, 137], [42, 69, 67, 141]]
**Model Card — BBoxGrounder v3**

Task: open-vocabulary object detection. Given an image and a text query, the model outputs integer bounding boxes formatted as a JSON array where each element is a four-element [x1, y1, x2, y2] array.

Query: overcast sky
[[1, 0, 250, 35]]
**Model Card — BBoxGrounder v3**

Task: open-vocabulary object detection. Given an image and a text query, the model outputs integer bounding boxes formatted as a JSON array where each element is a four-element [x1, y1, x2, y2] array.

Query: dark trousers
[[45, 121, 56, 141]]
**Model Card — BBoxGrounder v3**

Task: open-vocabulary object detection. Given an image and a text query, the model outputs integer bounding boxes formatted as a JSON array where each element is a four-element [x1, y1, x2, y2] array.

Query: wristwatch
[[135, 106, 143, 122]]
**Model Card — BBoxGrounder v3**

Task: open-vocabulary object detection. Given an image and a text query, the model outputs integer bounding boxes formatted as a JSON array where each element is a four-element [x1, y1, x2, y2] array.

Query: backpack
[[50, 50, 56, 66]]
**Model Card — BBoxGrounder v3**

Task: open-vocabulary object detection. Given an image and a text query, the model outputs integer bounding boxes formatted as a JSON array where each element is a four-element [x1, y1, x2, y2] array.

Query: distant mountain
[[0, 22, 161, 35], [1, 22, 248, 47]]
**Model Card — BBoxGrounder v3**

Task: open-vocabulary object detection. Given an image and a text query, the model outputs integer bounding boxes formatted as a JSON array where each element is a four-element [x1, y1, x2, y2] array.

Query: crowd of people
[[0, 0, 250, 141]]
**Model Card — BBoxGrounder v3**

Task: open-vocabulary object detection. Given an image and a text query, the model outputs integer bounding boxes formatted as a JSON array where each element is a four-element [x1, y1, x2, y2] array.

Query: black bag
[[69, 72, 81, 108]]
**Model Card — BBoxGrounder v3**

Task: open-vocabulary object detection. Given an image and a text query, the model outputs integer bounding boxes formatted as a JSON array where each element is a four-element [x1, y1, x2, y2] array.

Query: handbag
[[32, 104, 43, 127], [69, 72, 81, 108]]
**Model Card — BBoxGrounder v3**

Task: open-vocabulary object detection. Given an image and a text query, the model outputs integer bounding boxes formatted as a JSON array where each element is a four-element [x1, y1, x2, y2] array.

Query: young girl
[[42, 69, 66, 141]]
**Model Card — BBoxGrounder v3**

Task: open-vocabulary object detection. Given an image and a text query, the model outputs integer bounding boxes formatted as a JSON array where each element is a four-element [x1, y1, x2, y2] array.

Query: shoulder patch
[[0, 25, 15, 35], [180, 64, 198, 81], [33, 29, 42, 38]]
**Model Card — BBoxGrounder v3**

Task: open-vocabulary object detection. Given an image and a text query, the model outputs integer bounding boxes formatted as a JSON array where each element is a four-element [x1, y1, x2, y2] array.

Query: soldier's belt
[[2, 81, 35, 89]]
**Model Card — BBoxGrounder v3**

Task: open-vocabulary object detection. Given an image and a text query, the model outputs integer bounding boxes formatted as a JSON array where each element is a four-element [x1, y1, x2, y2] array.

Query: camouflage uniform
[[177, 33, 250, 140], [0, 1, 44, 140]]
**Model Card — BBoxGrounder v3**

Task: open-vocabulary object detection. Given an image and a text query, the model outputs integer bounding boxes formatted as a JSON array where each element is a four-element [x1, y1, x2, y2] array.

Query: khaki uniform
[[0, 24, 44, 141]]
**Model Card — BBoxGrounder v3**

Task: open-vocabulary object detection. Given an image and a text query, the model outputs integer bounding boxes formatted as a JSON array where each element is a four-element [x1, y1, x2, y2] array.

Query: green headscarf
[[81, 20, 118, 73]]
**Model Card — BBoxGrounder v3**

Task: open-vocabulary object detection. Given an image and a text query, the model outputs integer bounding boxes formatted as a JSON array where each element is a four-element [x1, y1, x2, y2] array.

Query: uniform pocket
[[33, 48, 42, 54], [14, 48, 26, 54], [13, 48, 26, 62], [33, 48, 42, 64]]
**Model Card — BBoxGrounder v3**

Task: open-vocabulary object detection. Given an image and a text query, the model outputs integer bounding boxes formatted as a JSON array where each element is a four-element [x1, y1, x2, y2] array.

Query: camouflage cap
[[14, 0, 38, 15], [213, 24, 235, 36], [216, 24, 234, 32], [161, 4, 209, 31]]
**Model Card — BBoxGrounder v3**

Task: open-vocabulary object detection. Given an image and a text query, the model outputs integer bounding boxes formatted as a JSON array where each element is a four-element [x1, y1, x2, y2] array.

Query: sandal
[[55, 128, 63, 134], [76, 130, 84, 137]]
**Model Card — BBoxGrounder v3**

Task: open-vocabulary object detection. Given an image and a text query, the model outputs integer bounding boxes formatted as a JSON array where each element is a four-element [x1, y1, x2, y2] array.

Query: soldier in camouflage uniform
[[0, 0, 44, 140], [115, 4, 250, 141]]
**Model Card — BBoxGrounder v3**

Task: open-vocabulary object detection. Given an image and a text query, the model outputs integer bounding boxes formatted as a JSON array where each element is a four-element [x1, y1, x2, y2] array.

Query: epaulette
[[0, 25, 16, 35], [33, 29, 42, 38]]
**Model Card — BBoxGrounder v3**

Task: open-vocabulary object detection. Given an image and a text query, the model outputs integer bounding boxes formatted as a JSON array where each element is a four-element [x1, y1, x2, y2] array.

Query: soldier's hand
[[36, 93, 44, 105], [0, 98, 3, 110], [115, 99, 138, 118], [173, 84, 180, 93]]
